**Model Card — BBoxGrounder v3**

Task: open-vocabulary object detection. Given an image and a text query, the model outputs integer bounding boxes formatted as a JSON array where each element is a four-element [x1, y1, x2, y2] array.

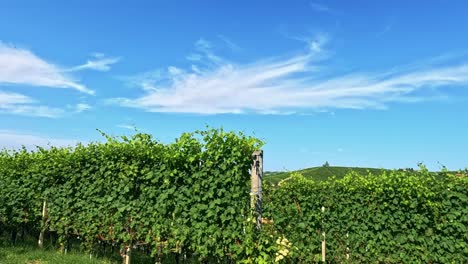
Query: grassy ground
[[0, 237, 158, 264], [0, 240, 202, 264], [0, 243, 110, 264]]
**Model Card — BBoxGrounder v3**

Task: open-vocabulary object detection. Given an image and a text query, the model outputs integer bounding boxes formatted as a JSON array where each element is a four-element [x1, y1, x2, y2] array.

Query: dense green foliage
[[264, 166, 387, 185], [1, 129, 467, 263], [0, 128, 263, 262], [262, 168, 468, 263]]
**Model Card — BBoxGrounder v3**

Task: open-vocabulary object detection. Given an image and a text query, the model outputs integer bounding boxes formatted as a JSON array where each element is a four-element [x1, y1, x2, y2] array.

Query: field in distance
[[264, 166, 391, 185]]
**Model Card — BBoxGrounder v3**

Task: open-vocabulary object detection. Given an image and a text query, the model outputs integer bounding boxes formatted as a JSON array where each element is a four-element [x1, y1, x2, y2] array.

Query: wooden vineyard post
[[321, 233, 326, 262], [251, 150, 263, 229], [122, 246, 131, 264], [321, 206, 326, 262], [346, 232, 350, 260], [38, 200, 47, 248], [125, 247, 131, 264]]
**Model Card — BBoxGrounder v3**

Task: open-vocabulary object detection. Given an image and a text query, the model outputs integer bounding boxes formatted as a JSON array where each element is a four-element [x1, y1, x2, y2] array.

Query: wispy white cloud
[[0, 90, 64, 118], [0, 129, 78, 150], [309, 2, 336, 14], [2, 105, 65, 118], [0, 90, 32, 105], [0, 90, 93, 118], [376, 17, 397, 38], [117, 124, 136, 130], [74, 103, 92, 113], [110, 36, 468, 115], [279, 29, 331, 54], [217, 35, 241, 52], [68, 53, 120, 72], [119, 70, 163, 92], [186, 38, 224, 66], [302, 34, 328, 53], [0, 42, 113, 117], [0, 42, 94, 94]]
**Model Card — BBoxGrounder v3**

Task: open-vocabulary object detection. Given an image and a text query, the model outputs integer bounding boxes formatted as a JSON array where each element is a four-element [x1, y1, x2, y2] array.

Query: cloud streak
[[0, 90, 65, 117], [74, 103, 92, 113], [117, 124, 136, 130], [309, 2, 337, 14], [110, 38, 468, 114], [376, 18, 397, 38], [217, 35, 241, 52], [0, 130, 78, 150], [0, 42, 118, 117], [0, 42, 94, 94], [0, 90, 94, 118], [69, 53, 120, 72]]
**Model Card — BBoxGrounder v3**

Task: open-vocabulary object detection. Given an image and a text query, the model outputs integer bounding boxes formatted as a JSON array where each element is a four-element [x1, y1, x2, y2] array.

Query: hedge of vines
[[0, 128, 264, 262], [1, 128, 467, 263], [262, 169, 468, 263]]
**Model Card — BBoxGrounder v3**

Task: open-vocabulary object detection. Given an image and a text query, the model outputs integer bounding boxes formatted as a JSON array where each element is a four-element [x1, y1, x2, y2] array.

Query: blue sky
[[1, 0, 468, 171]]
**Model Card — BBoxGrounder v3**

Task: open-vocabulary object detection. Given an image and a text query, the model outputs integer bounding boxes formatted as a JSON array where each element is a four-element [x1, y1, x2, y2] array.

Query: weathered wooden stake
[[122, 246, 131, 264], [251, 150, 263, 229], [38, 200, 47, 248], [346, 232, 350, 260], [322, 232, 326, 262], [321, 206, 326, 262]]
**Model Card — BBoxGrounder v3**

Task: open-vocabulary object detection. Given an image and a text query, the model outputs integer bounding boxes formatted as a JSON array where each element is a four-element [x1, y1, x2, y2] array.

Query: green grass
[[0, 243, 110, 264], [0, 238, 159, 264], [0, 240, 203, 264], [264, 166, 388, 184]]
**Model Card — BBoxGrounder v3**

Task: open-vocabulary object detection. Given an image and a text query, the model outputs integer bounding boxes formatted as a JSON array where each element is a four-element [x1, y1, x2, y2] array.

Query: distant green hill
[[264, 166, 388, 185]]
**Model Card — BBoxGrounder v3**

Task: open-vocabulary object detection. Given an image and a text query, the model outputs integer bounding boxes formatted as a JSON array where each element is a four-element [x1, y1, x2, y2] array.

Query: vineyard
[[1, 128, 467, 263]]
